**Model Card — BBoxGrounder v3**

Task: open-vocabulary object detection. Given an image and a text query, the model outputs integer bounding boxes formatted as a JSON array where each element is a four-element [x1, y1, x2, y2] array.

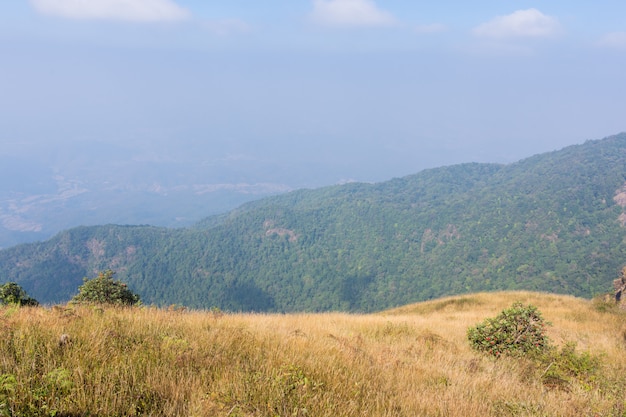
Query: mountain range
[[1, 133, 625, 312]]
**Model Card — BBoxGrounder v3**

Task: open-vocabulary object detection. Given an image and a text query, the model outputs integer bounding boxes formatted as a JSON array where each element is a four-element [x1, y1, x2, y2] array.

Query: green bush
[[540, 342, 602, 390], [467, 302, 551, 357], [0, 282, 39, 306], [71, 270, 140, 306]]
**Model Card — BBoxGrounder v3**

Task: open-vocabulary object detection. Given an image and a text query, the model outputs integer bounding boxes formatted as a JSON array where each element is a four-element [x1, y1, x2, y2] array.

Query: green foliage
[[0, 374, 17, 417], [0, 282, 39, 306], [1, 133, 626, 312], [0, 368, 75, 417], [467, 303, 552, 357], [70, 270, 140, 306], [539, 342, 602, 390]]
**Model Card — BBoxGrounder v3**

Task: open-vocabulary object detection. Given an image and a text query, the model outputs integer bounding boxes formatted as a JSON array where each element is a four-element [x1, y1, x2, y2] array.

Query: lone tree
[[467, 302, 551, 358], [0, 282, 39, 306], [71, 270, 140, 306]]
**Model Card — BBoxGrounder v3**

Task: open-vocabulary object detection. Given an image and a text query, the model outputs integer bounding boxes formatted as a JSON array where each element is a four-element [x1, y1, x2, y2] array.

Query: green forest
[[1, 133, 625, 312]]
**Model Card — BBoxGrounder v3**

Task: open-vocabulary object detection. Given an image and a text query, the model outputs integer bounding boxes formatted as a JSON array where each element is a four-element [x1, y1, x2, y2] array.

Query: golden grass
[[1, 291, 625, 416]]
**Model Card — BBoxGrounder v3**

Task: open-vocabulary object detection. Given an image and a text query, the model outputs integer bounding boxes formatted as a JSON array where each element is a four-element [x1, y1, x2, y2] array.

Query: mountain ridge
[[1, 133, 625, 312]]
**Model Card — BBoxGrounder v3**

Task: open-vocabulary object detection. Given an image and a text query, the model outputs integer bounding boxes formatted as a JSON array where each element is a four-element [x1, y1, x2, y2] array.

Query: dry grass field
[[1, 291, 626, 416]]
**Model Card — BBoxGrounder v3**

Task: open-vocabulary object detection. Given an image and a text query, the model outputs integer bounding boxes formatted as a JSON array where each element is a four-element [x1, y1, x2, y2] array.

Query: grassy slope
[[1, 291, 626, 416]]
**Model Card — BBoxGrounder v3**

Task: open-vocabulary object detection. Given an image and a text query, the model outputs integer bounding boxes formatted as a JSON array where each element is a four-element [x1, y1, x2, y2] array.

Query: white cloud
[[30, 0, 190, 22], [473, 9, 561, 39], [597, 32, 626, 49], [311, 0, 396, 28]]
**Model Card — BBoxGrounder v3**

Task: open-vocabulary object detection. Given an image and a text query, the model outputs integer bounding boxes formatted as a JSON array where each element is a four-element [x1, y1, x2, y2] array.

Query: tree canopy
[[0, 282, 39, 306], [71, 270, 140, 306], [1, 133, 626, 312]]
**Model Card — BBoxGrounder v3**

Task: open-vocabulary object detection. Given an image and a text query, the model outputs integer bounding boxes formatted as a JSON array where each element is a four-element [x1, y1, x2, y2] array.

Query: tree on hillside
[[71, 270, 140, 306], [467, 303, 551, 357], [0, 282, 39, 306]]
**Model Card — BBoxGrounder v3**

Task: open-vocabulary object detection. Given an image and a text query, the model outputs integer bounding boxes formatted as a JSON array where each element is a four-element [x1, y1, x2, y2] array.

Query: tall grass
[[1, 291, 625, 416]]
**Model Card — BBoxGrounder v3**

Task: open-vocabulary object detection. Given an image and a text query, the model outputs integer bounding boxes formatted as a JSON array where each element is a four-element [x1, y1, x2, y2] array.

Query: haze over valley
[[1, 1, 625, 249]]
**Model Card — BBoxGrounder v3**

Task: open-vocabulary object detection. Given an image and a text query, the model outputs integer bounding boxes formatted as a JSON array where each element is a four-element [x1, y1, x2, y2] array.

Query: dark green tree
[[71, 270, 140, 306], [0, 282, 39, 306]]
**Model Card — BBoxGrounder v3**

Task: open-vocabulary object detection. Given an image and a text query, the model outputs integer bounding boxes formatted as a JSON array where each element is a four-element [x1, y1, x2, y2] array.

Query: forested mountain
[[1, 133, 625, 312]]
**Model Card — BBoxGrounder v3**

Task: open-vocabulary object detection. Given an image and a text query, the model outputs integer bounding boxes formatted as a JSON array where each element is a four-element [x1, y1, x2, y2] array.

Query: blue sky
[[1, 0, 625, 185]]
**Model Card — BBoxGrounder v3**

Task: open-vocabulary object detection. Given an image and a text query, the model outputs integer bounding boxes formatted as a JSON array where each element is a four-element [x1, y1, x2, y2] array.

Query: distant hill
[[1, 133, 625, 311], [0, 139, 293, 249]]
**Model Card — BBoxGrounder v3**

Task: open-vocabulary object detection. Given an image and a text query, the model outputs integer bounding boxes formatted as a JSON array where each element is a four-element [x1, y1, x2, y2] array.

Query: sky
[[1, 0, 625, 185]]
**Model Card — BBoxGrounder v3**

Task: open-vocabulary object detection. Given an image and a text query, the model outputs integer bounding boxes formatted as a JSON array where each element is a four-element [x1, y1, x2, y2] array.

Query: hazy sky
[[1, 0, 625, 184]]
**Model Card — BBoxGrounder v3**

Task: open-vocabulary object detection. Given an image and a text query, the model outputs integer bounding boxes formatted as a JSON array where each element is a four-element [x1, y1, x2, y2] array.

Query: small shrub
[[539, 342, 602, 390], [0, 282, 39, 307], [467, 302, 551, 357], [71, 270, 140, 306], [209, 306, 223, 318], [591, 293, 618, 313]]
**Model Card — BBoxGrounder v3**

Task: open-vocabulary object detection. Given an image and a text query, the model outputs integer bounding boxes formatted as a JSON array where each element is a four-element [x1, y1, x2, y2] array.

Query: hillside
[[1, 133, 625, 311], [1, 292, 626, 416]]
